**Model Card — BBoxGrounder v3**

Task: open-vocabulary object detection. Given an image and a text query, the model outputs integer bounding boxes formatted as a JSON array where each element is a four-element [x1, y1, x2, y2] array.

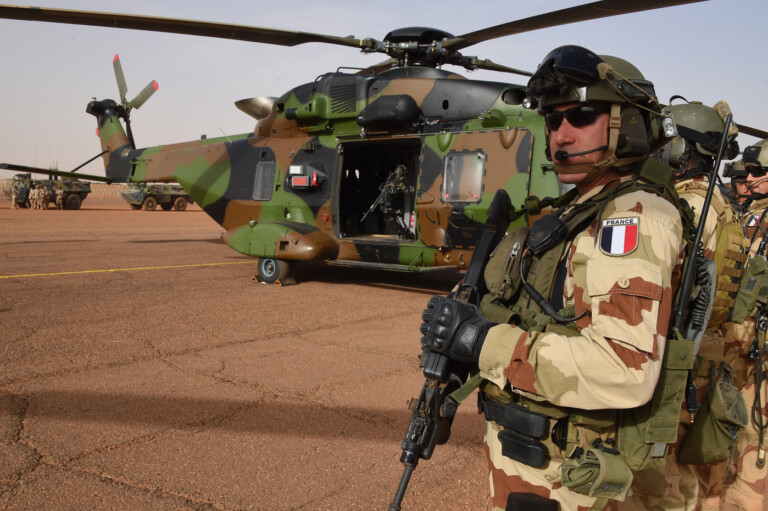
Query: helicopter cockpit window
[[442, 151, 486, 203], [253, 161, 275, 201]]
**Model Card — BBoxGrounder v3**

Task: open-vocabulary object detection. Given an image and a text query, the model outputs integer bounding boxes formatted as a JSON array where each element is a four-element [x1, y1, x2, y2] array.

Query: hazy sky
[[0, 0, 766, 179]]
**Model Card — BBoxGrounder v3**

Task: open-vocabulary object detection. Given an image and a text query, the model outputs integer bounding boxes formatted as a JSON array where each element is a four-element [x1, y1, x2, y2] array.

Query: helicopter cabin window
[[442, 151, 485, 203], [252, 161, 275, 201]]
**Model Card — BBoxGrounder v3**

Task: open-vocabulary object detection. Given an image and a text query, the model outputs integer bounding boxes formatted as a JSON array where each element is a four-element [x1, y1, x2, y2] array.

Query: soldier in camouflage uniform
[[10, 185, 18, 209], [622, 101, 744, 511], [42, 185, 51, 210], [55, 186, 63, 209], [705, 140, 768, 511], [418, 46, 685, 510], [30, 184, 38, 210], [34, 184, 43, 210], [725, 159, 750, 207]]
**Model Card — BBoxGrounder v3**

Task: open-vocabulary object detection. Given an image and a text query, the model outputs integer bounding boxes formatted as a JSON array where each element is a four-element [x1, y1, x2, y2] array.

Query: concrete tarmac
[[0, 197, 489, 510]]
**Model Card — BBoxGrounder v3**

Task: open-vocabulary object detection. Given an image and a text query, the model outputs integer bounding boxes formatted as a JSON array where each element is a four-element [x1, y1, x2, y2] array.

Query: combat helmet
[[525, 45, 664, 174], [743, 139, 768, 173], [659, 99, 739, 178]]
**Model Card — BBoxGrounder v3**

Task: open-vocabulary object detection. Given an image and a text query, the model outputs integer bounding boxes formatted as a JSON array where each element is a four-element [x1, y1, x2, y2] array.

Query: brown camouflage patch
[[573, 284, 592, 331], [600, 289, 655, 328], [504, 331, 536, 392], [606, 339, 647, 370]]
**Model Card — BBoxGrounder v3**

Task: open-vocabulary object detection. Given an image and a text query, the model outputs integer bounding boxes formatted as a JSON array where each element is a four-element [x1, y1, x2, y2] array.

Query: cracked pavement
[[0, 197, 489, 510]]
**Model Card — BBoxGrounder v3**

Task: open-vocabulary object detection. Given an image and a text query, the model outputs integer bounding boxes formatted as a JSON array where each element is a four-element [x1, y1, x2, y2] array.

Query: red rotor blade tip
[[113, 54, 119, 62], [153, 81, 159, 91]]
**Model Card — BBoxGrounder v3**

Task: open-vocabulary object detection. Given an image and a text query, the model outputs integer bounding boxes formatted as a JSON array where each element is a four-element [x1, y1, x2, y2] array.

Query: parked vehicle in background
[[120, 183, 193, 211], [2, 173, 91, 209]]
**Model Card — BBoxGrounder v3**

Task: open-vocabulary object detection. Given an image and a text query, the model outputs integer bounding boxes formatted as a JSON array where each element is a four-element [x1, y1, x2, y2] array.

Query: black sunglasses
[[544, 105, 610, 131], [748, 166, 768, 178]]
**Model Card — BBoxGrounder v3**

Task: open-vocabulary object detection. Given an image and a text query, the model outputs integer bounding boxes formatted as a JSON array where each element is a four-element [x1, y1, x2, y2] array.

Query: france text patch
[[600, 217, 639, 256]]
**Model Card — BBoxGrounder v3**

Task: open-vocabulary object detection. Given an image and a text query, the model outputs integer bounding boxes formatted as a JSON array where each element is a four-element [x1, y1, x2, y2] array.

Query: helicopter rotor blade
[[0, 5, 378, 50], [447, 0, 708, 51], [355, 58, 398, 75], [113, 54, 128, 103], [736, 123, 768, 141], [128, 80, 159, 110], [461, 58, 532, 77]]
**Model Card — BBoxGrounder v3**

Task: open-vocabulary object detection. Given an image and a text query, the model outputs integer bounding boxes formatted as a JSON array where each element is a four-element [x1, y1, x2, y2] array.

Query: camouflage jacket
[[745, 196, 768, 252], [478, 181, 685, 410], [675, 176, 724, 260]]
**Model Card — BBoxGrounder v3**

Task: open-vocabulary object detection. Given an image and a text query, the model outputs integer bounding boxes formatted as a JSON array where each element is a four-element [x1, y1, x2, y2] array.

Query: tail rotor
[[111, 53, 158, 147]]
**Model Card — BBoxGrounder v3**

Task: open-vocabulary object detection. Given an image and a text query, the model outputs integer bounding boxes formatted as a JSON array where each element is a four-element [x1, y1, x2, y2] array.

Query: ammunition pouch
[[617, 335, 695, 471], [498, 429, 548, 468], [480, 399, 549, 438], [481, 226, 528, 323], [731, 254, 768, 324], [505, 492, 559, 511], [561, 445, 633, 501], [678, 362, 749, 465], [480, 394, 550, 467]]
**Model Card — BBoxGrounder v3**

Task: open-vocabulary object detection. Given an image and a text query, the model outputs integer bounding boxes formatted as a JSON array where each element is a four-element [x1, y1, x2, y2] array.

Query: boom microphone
[[554, 145, 608, 161], [748, 177, 768, 191]]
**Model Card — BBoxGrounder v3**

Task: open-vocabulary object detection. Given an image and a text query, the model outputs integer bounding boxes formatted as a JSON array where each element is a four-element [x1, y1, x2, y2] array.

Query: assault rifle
[[388, 189, 513, 511], [672, 113, 733, 416]]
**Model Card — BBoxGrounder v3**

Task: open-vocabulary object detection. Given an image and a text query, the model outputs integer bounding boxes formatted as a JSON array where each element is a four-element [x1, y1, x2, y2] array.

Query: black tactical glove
[[420, 296, 494, 364]]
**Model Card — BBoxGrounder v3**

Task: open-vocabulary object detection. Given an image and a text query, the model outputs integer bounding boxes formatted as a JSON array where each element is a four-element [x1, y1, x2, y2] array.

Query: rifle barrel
[[672, 114, 732, 331], [388, 465, 414, 511]]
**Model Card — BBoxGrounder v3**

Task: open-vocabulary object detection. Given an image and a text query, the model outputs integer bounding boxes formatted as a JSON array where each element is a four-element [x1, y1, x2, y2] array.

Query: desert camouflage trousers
[[484, 420, 619, 511]]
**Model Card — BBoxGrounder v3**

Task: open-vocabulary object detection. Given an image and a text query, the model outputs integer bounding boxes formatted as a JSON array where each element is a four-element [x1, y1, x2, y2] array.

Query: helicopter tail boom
[[85, 99, 134, 183]]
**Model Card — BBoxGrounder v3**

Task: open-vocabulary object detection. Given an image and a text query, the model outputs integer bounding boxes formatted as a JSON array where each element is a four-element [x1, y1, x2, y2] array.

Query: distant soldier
[[42, 185, 51, 210], [11, 186, 18, 210], [30, 185, 38, 210], [55, 187, 63, 209]]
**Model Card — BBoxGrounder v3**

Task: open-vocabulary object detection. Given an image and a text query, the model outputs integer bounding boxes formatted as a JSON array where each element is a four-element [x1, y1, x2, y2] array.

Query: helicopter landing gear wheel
[[143, 196, 157, 211], [257, 258, 291, 284]]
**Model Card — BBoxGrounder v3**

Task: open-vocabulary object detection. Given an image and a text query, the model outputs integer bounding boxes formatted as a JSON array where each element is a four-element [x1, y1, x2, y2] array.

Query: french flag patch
[[600, 217, 639, 256]]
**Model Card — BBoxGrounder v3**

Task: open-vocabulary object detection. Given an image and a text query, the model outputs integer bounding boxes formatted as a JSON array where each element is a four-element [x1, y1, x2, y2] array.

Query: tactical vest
[[477, 159, 698, 482], [675, 178, 750, 328]]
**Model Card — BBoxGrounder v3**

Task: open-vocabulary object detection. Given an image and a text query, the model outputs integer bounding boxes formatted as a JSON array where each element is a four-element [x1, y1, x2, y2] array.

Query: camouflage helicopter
[[0, 0, 707, 283]]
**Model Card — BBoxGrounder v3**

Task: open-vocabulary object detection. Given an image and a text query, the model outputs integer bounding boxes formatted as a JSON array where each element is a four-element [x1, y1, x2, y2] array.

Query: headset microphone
[[554, 145, 608, 161], [748, 177, 768, 191]]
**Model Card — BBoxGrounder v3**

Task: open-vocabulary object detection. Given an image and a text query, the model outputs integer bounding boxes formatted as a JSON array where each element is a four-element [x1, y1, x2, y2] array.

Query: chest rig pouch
[[480, 201, 597, 331], [731, 254, 768, 324]]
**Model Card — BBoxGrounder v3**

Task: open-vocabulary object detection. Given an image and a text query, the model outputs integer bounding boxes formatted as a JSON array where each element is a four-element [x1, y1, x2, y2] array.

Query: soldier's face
[[548, 102, 610, 189], [746, 171, 768, 195], [734, 180, 749, 202]]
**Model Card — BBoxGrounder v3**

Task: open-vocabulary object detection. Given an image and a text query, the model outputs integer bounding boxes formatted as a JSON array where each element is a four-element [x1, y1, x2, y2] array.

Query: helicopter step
[[326, 260, 459, 272]]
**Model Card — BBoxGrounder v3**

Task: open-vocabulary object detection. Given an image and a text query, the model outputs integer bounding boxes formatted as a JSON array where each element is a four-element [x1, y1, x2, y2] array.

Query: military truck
[[2, 173, 91, 209], [120, 183, 193, 211]]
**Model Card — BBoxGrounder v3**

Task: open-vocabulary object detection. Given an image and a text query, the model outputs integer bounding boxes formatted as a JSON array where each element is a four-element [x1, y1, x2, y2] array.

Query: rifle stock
[[388, 189, 513, 511]]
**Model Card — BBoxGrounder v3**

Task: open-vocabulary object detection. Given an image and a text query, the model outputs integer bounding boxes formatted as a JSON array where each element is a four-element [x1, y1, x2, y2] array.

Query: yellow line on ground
[[1, 261, 254, 279]]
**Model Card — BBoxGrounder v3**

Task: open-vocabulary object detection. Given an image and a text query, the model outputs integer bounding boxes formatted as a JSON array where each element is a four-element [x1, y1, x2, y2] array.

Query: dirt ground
[[0, 196, 489, 510]]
